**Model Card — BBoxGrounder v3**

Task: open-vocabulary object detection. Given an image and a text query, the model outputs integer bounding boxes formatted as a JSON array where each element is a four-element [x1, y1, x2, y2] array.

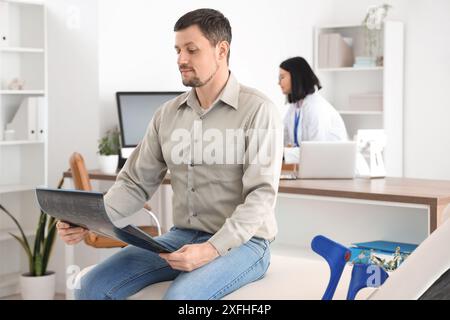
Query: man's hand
[[56, 221, 88, 245], [159, 242, 219, 272]]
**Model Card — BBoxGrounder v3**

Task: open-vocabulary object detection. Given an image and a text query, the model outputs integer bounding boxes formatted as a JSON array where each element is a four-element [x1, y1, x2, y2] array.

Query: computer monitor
[[116, 92, 184, 165]]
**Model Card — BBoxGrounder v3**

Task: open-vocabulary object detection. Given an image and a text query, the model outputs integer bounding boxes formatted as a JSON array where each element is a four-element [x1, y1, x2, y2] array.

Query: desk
[[278, 178, 450, 233], [63, 170, 449, 234]]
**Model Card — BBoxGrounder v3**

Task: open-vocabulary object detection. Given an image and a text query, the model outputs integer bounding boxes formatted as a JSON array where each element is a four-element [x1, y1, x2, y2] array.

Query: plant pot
[[20, 272, 56, 300], [98, 155, 119, 174]]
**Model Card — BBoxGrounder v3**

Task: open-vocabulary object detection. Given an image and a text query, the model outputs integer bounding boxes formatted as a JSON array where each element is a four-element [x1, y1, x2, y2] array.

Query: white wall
[[47, 0, 99, 196], [98, 0, 334, 134], [329, 0, 450, 179], [402, 0, 450, 179], [46, 0, 99, 293]]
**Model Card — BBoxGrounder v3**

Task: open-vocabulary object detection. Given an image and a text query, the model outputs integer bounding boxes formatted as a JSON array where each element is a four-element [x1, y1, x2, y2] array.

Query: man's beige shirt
[[104, 73, 283, 256]]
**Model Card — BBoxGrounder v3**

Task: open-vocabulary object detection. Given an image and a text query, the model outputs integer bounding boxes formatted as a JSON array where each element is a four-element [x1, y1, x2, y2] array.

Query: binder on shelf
[[328, 33, 354, 68], [0, 1, 9, 48], [6, 97, 46, 141], [6, 98, 37, 140], [36, 97, 47, 141], [318, 34, 329, 68], [318, 33, 354, 68]]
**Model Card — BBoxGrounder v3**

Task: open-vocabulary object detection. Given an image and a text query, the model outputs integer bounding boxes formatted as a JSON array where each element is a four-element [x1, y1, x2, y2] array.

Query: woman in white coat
[[279, 57, 348, 163]]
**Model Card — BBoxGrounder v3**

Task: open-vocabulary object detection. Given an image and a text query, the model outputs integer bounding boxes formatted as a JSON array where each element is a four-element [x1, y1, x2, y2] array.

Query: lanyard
[[294, 108, 301, 147]]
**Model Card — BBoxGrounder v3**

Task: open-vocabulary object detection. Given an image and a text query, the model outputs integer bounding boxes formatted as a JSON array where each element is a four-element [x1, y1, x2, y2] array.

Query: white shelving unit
[[318, 66, 384, 72], [0, 47, 44, 53], [0, 0, 47, 298], [0, 228, 35, 241], [0, 140, 44, 146], [0, 184, 38, 194], [314, 21, 404, 177], [0, 90, 45, 94]]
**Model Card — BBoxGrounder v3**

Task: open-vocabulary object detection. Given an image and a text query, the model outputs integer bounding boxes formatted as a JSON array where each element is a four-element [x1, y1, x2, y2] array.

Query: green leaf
[[98, 127, 121, 155], [33, 212, 46, 263], [41, 178, 65, 274], [40, 213, 47, 249], [46, 215, 56, 234], [42, 220, 57, 274], [9, 233, 33, 273], [0, 204, 33, 263], [34, 253, 43, 277], [1, 179, 65, 276]]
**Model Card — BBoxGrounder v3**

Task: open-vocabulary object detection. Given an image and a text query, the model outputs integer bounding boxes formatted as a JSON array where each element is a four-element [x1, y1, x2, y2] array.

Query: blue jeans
[[74, 227, 271, 300]]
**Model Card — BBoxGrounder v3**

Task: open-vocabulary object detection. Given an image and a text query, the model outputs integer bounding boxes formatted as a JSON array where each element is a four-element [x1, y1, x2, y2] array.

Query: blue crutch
[[312, 235, 389, 300], [311, 235, 351, 300]]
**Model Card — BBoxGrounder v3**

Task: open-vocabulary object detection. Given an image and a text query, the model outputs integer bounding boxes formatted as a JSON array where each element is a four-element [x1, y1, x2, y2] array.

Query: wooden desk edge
[[63, 170, 171, 184], [63, 171, 449, 233]]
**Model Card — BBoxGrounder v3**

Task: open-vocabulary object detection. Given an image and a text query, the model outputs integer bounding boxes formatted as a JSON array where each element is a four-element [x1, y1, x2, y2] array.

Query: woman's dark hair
[[280, 57, 322, 103]]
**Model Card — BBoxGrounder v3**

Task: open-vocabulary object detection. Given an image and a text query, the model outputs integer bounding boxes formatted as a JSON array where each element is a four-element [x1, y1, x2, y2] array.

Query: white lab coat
[[284, 91, 348, 145], [283, 92, 348, 163]]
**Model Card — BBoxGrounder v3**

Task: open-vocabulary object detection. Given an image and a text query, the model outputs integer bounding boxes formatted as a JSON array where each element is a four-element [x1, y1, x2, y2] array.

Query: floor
[[1, 293, 66, 300]]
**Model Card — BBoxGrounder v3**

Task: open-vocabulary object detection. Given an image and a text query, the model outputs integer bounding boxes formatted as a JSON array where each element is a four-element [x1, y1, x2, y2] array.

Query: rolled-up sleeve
[[104, 108, 167, 222], [208, 102, 283, 256]]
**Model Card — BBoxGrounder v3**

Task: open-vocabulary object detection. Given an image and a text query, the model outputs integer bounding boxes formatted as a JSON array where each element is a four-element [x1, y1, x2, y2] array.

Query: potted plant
[[0, 199, 58, 300], [98, 127, 121, 174]]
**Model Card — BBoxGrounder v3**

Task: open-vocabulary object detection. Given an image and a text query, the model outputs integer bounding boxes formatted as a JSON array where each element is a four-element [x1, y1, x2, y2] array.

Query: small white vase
[[20, 272, 56, 300], [99, 155, 119, 174]]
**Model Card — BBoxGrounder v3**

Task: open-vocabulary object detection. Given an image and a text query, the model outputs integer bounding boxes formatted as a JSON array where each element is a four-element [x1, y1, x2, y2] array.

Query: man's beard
[[182, 64, 219, 88]]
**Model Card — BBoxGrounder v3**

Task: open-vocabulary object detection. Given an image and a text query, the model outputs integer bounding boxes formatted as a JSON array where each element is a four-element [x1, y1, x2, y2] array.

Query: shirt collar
[[177, 72, 240, 110]]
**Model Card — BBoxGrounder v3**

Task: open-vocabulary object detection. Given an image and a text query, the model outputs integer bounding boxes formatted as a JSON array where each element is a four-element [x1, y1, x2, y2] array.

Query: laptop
[[297, 141, 357, 179]]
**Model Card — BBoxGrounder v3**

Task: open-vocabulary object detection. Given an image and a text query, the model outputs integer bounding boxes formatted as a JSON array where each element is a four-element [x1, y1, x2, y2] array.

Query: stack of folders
[[6, 97, 47, 142], [318, 33, 355, 68]]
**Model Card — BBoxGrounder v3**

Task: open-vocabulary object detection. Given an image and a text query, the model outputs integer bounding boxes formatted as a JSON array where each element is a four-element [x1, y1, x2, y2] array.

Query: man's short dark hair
[[174, 8, 232, 63], [280, 57, 322, 103]]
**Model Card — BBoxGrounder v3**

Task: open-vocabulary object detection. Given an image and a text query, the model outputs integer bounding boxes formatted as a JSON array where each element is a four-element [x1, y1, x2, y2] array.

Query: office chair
[[68, 152, 162, 248]]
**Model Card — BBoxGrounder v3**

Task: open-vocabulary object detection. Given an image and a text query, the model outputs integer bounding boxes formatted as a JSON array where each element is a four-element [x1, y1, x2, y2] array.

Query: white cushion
[[77, 254, 375, 300], [128, 255, 375, 300]]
